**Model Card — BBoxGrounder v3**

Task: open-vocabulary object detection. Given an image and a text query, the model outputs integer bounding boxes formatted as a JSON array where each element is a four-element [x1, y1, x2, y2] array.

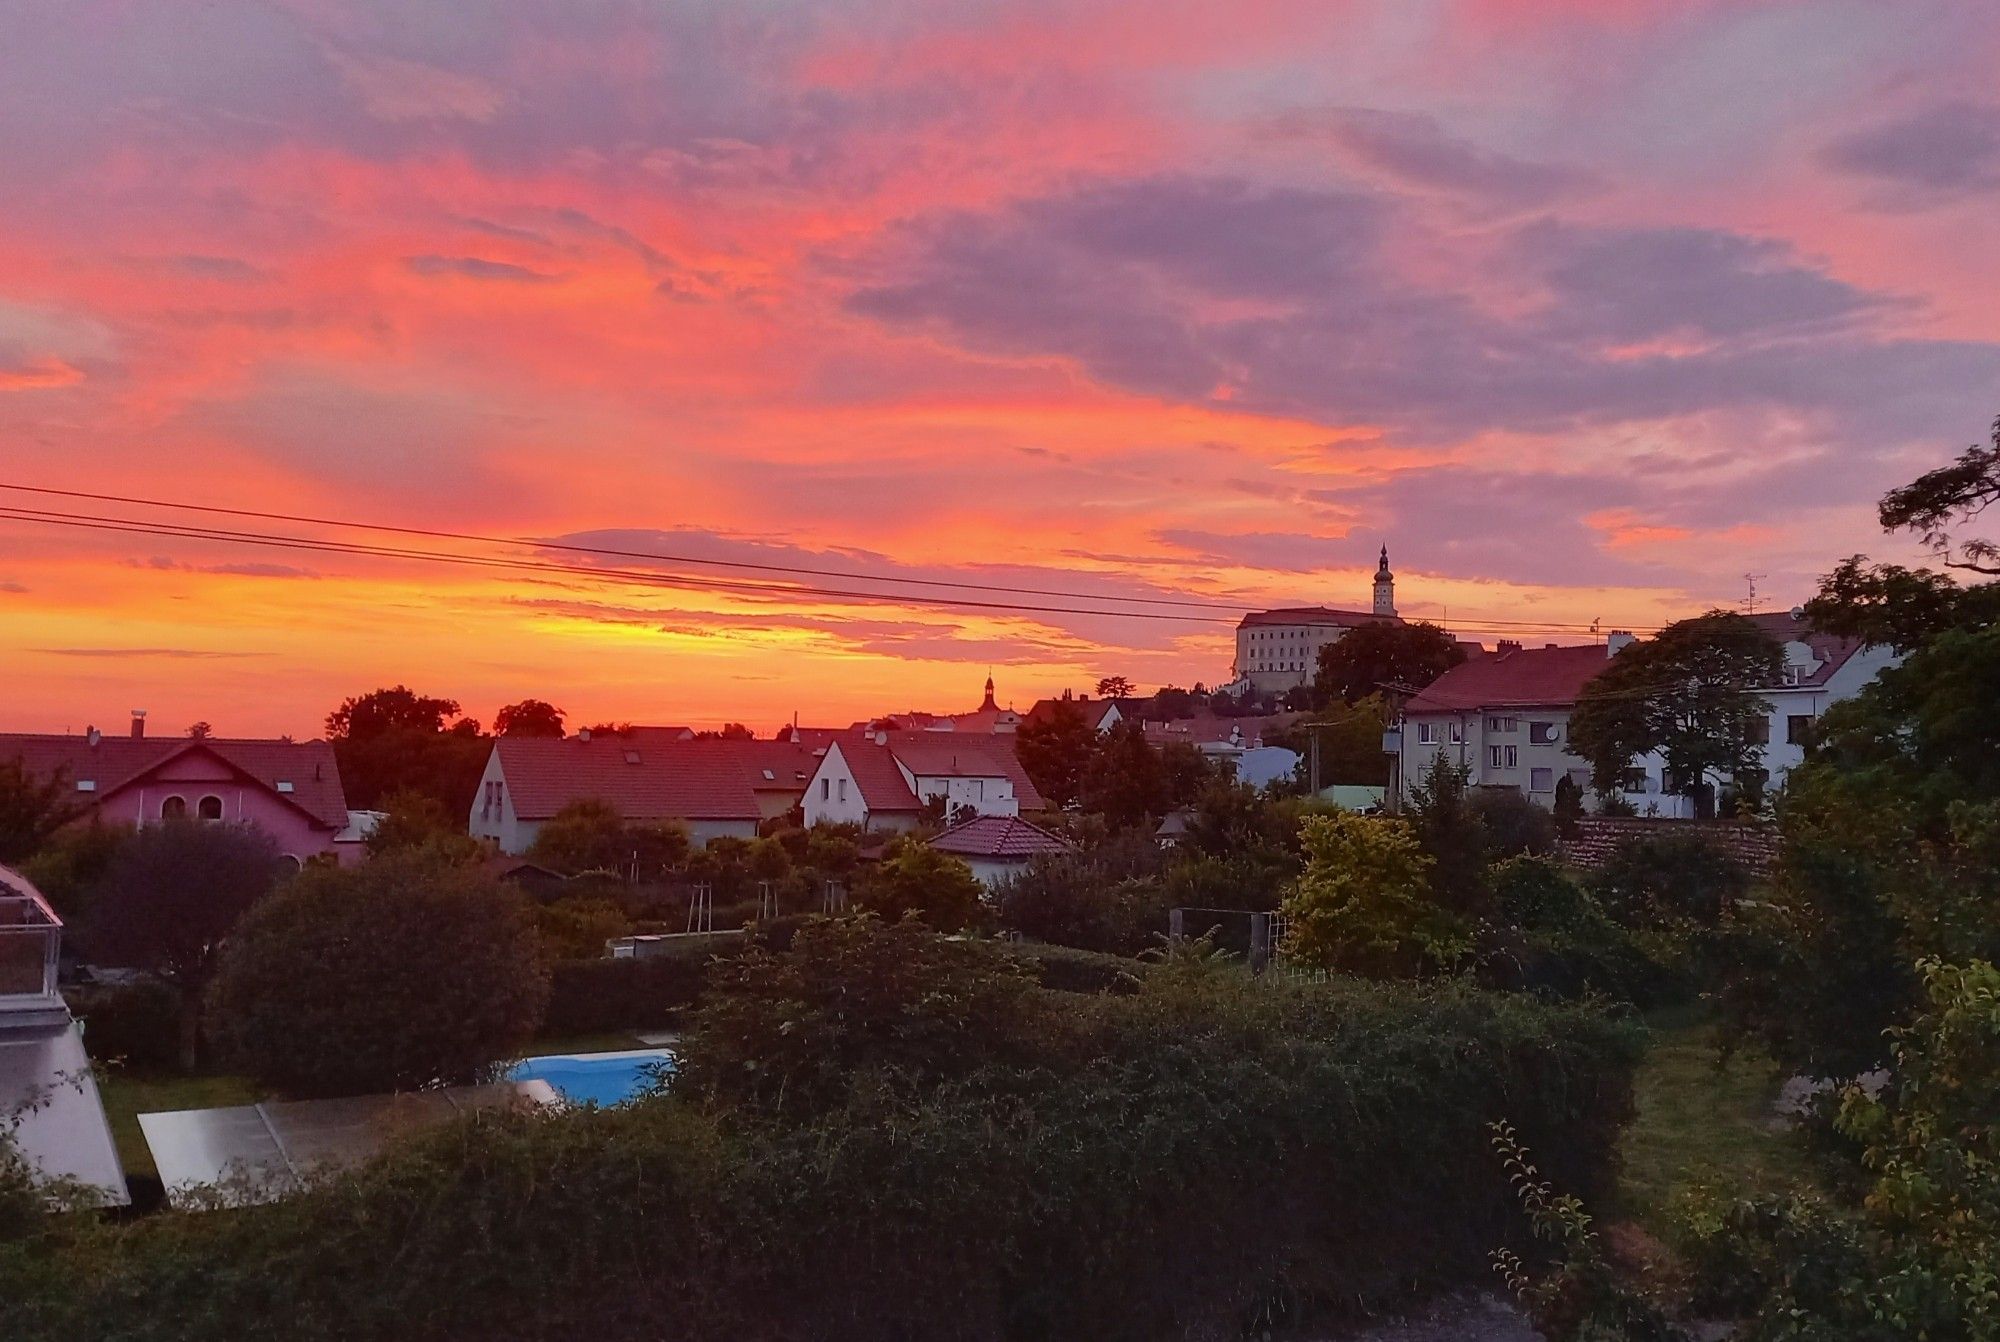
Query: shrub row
[[1, 977, 1638, 1341], [541, 954, 717, 1035], [1000, 941, 1145, 995], [67, 980, 183, 1072]]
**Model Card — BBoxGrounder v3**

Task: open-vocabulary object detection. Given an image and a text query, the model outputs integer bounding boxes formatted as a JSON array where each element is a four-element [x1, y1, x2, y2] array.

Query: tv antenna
[[1743, 573, 1767, 615]]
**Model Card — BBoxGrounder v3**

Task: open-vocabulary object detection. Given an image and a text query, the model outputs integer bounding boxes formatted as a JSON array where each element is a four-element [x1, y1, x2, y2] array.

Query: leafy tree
[[1151, 685, 1196, 718], [1552, 774, 1585, 836], [1877, 412, 2000, 573], [1080, 721, 1168, 828], [492, 699, 565, 737], [1281, 812, 1469, 978], [1095, 675, 1135, 699], [1016, 701, 1097, 809], [853, 839, 986, 931], [676, 914, 1038, 1118], [997, 832, 1170, 955], [527, 799, 691, 878], [324, 685, 489, 813], [16, 820, 123, 927], [1470, 787, 1557, 861], [1804, 555, 1992, 654], [0, 756, 83, 865], [85, 819, 284, 1067], [1570, 612, 1782, 817], [1313, 620, 1466, 706], [208, 852, 547, 1097], [1404, 753, 1492, 917], [185, 721, 212, 740], [1269, 695, 1393, 788], [363, 789, 483, 863]]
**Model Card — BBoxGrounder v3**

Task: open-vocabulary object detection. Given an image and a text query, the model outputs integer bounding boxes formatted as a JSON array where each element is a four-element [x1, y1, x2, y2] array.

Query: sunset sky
[[3, 0, 1998, 737]]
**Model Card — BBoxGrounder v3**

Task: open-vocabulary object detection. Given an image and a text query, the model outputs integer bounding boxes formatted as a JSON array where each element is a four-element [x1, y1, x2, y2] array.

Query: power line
[[0, 481, 1666, 636]]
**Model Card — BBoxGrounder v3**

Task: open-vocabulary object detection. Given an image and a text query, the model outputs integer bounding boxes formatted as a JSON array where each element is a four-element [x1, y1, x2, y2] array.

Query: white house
[[1389, 611, 1896, 816], [802, 730, 1046, 832], [927, 814, 1074, 889], [469, 729, 820, 854]]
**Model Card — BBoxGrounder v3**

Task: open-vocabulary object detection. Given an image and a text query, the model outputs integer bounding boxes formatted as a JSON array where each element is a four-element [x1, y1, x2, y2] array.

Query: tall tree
[[1877, 412, 2000, 573], [492, 699, 566, 737], [1080, 721, 1168, 828], [1313, 622, 1466, 706], [1095, 675, 1135, 699], [1015, 701, 1097, 810], [1569, 612, 1782, 817], [324, 685, 489, 812], [86, 820, 285, 1067], [0, 756, 84, 865]]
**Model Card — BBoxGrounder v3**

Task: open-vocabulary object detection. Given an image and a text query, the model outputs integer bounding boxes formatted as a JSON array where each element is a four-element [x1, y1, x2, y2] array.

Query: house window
[[1786, 715, 1813, 745], [1416, 722, 1438, 745], [837, 778, 847, 803], [1485, 716, 1517, 733], [1746, 717, 1770, 746], [821, 778, 831, 801], [1448, 721, 1465, 745], [160, 795, 187, 819], [1488, 745, 1505, 769], [1530, 768, 1554, 793], [197, 795, 224, 821], [1528, 721, 1559, 745]]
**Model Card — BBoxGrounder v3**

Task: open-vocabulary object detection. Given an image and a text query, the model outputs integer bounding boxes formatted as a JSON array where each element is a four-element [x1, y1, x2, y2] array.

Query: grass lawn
[[97, 1071, 264, 1181], [1617, 1008, 1811, 1236]]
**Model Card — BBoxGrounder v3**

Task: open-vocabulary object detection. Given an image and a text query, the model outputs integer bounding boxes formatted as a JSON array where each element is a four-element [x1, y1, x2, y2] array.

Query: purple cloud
[[1257, 106, 1593, 208], [1824, 101, 2000, 203], [404, 255, 558, 283]]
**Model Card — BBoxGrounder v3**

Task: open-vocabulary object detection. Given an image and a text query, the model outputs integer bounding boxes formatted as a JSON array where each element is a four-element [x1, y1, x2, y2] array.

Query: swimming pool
[[506, 1049, 676, 1107]]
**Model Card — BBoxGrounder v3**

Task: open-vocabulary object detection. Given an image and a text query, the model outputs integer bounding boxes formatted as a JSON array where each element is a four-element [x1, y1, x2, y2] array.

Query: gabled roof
[[825, 731, 1048, 812], [494, 737, 822, 822], [1403, 643, 1612, 713], [1139, 713, 1296, 748], [1238, 606, 1398, 630], [0, 734, 350, 830], [1022, 698, 1122, 731], [1746, 611, 1867, 689], [929, 815, 1073, 861]]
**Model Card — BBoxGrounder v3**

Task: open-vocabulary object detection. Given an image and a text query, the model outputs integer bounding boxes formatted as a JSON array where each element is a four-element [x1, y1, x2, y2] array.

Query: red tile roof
[[1022, 698, 1123, 731], [829, 731, 1048, 812], [0, 734, 350, 830], [1402, 643, 1613, 713], [929, 815, 1074, 860], [495, 737, 822, 822], [1139, 713, 1296, 747], [1238, 606, 1398, 629]]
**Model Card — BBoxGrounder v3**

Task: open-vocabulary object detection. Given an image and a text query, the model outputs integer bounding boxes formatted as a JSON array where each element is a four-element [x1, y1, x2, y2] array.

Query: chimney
[[578, 727, 592, 742], [130, 709, 147, 739], [1496, 639, 1523, 655], [1607, 630, 1637, 658], [86, 725, 101, 747]]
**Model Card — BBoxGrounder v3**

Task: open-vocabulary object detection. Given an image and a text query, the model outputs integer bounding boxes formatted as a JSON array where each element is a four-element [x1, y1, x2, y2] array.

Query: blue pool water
[[507, 1049, 676, 1106]]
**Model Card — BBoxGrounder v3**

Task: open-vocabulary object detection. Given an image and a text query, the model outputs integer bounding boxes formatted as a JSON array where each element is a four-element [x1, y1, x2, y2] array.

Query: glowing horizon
[[3, 2, 1996, 737]]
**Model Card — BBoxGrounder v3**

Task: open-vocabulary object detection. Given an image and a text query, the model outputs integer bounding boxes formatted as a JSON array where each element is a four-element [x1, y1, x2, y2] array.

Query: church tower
[[1373, 545, 1397, 617], [980, 672, 997, 712]]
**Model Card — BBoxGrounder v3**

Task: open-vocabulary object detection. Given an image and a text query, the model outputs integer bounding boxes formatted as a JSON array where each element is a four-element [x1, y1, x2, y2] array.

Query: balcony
[[1, 876, 63, 1018]]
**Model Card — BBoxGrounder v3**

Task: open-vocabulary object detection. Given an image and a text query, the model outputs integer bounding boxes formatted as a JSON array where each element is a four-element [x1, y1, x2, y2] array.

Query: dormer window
[[275, 780, 295, 793], [624, 750, 642, 765]]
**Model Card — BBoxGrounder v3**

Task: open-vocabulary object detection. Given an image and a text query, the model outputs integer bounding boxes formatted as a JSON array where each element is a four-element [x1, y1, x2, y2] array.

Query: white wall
[[469, 746, 535, 853], [802, 743, 872, 827], [905, 768, 1019, 818]]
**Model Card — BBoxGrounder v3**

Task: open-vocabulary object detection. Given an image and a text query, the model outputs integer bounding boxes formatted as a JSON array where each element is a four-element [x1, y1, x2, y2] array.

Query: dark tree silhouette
[[1313, 622, 1467, 706], [493, 699, 566, 737]]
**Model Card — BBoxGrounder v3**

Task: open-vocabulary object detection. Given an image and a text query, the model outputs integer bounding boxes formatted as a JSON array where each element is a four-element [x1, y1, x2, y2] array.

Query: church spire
[[981, 671, 997, 712], [1373, 545, 1397, 617]]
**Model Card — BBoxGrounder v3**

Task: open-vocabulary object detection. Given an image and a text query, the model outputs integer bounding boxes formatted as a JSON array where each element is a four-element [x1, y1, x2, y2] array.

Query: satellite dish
[[1788, 605, 1805, 621]]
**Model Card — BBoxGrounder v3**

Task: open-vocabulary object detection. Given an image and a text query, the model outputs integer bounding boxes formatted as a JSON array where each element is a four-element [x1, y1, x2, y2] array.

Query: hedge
[[67, 980, 184, 1072], [0, 977, 1638, 1341], [1001, 941, 1146, 995], [541, 955, 716, 1035]]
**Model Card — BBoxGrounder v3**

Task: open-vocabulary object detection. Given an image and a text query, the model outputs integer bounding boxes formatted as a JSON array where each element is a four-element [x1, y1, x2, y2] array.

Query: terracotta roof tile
[[1402, 644, 1612, 713], [929, 815, 1073, 860], [496, 737, 821, 822]]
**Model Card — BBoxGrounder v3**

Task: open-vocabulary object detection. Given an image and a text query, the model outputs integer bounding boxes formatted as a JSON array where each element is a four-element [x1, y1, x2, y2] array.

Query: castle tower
[[980, 672, 997, 712], [1373, 545, 1397, 617]]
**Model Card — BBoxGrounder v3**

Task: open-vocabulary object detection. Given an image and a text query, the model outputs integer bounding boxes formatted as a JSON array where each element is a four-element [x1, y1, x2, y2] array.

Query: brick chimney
[[130, 709, 147, 739], [1496, 639, 1523, 655], [1606, 630, 1637, 658]]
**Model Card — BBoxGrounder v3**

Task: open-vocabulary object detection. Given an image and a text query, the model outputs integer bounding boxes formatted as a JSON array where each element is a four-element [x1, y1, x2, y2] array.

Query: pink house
[[0, 714, 364, 867]]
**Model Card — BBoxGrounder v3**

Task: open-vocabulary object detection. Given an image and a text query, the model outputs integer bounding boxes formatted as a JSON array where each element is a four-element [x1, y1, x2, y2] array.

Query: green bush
[[68, 980, 184, 1072], [541, 952, 716, 1035], [0, 930, 1638, 1342], [1591, 833, 1751, 929], [1002, 941, 1145, 995], [1480, 858, 1681, 1006], [207, 854, 549, 1097]]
